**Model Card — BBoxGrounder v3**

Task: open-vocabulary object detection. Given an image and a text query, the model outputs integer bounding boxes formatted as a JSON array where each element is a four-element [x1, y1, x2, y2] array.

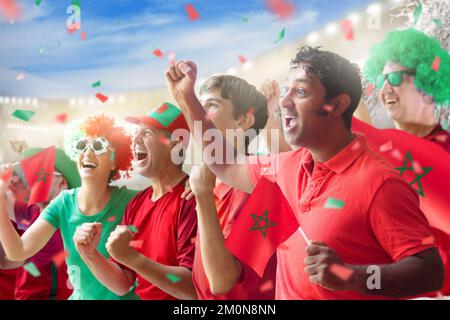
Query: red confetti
[[351, 141, 361, 151], [107, 216, 116, 222], [54, 113, 68, 123], [323, 104, 333, 112], [391, 149, 403, 161], [153, 48, 164, 58], [422, 236, 435, 245], [168, 52, 176, 66], [238, 55, 247, 64], [412, 161, 423, 174], [435, 134, 448, 143], [365, 83, 375, 96], [266, 0, 295, 19], [52, 250, 68, 268], [432, 57, 440, 71], [95, 93, 109, 103], [259, 280, 274, 292], [247, 107, 255, 115], [67, 23, 80, 34], [1, 168, 13, 183], [16, 72, 24, 81], [329, 264, 354, 281], [278, 243, 289, 250], [81, 31, 86, 40], [379, 140, 393, 153], [190, 236, 197, 244], [185, 4, 200, 21], [129, 240, 144, 249], [0, 0, 21, 20], [340, 19, 354, 40], [159, 136, 170, 146]]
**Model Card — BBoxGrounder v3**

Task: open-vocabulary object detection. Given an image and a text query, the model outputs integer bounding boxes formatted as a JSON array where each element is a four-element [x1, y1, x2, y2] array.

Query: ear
[[58, 177, 69, 191], [237, 111, 255, 131], [329, 93, 352, 118], [422, 93, 434, 105]]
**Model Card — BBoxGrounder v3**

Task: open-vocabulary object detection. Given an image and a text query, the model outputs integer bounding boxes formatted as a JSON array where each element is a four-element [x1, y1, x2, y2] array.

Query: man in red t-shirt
[[73, 103, 198, 300], [1, 148, 80, 300], [364, 28, 450, 296], [164, 46, 444, 299], [181, 75, 277, 300]]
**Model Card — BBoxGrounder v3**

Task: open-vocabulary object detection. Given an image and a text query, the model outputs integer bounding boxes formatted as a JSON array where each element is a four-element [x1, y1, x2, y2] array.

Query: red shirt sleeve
[[247, 154, 279, 187], [176, 197, 198, 270], [14, 201, 40, 231], [369, 178, 436, 262]]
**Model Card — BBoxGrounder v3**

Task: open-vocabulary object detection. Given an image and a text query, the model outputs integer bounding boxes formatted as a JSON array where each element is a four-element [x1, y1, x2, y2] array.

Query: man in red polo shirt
[[73, 103, 198, 300], [181, 75, 277, 300], [164, 46, 444, 299]]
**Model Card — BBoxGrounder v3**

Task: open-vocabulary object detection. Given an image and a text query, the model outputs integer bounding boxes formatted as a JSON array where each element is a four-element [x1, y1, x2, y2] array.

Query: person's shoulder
[[112, 186, 140, 200]]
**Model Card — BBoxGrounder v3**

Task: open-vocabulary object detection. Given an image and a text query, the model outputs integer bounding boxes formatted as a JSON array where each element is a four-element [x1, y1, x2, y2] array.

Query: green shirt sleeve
[[40, 190, 67, 228]]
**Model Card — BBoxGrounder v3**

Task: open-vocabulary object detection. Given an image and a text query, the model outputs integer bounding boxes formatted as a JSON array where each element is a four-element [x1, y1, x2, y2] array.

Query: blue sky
[[0, 0, 375, 98]]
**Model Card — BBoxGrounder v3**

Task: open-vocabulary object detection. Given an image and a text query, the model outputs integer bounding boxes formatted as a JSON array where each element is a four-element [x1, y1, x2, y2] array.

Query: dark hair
[[291, 46, 362, 129], [200, 75, 268, 134]]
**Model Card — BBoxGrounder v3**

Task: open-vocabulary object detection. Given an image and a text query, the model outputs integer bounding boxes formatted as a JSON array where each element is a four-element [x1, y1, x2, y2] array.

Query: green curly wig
[[364, 28, 450, 106]]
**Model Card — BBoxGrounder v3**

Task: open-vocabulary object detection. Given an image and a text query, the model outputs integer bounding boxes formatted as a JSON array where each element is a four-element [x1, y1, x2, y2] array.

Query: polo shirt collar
[[213, 180, 233, 200], [323, 133, 368, 174]]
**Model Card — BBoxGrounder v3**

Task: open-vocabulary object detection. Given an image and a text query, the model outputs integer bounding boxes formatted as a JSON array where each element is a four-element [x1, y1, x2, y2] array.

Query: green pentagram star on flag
[[395, 150, 432, 197], [35, 168, 50, 183], [249, 210, 276, 238]]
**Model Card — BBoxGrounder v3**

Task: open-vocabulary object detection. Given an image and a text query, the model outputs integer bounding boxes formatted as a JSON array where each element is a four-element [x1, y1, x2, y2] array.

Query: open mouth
[[134, 149, 149, 163], [283, 114, 297, 130], [385, 99, 398, 106], [82, 161, 98, 169]]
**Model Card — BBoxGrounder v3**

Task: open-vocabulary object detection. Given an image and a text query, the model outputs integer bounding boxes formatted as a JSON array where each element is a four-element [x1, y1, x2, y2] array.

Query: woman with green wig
[[0, 114, 139, 300]]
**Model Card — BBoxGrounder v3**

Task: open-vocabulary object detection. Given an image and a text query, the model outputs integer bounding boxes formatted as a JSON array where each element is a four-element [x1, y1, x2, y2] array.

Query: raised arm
[[0, 166, 56, 262], [164, 61, 254, 193]]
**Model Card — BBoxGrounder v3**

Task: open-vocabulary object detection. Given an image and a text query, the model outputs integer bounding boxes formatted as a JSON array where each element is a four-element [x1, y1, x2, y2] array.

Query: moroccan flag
[[20, 146, 55, 204], [225, 177, 299, 277], [352, 118, 450, 233]]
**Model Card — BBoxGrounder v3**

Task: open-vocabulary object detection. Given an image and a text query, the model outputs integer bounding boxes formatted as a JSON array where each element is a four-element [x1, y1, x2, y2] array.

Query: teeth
[[82, 162, 97, 169]]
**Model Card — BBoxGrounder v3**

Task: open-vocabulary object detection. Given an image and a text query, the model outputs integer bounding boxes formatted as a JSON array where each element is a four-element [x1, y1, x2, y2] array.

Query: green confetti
[[166, 273, 181, 283], [275, 27, 286, 44], [433, 19, 442, 27], [39, 47, 46, 54], [242, 17, 249, 22], [24, 262, 41, 277], [92, 80, 101, 88], [324, 197, 345, 209], [71, 0, 81, 7], [128, 225, 138, 233], [12, 109, 36, 122], [413, 3, 422, 24], [35, 0, 42, 6]]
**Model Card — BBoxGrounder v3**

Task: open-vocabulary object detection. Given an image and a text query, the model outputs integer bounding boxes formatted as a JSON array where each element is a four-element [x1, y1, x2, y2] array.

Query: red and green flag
[[20, 146, 55, 204], [225, 177, 299, 277]]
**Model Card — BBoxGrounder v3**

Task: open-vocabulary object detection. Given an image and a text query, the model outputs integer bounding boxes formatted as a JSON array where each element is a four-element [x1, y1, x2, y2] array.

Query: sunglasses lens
[[75, 140, 87, 152], [93, 140, 104, 152], [376, 75, 385, 89], [388, 72, 403, 87]]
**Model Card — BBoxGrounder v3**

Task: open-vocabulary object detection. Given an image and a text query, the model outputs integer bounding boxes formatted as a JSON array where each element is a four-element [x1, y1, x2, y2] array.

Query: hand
[[73, 222, 102, 258], [164, 60, 197, 101], [106, 225, 138, 265], [259, 80, 281, 117], [189, 164, 216, 197], [0, 164, 13, 196], [304, 241, 360, 292], [181, 179, 195, 200]]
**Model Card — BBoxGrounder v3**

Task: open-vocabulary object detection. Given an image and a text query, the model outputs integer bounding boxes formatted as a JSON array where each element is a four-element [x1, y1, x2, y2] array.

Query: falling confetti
[[19, 219, 30, 226], [259, 280, 274, 292], [432, 56, 440, 71], [108, 216, 116, 222], [91, 80, 101, 88], [185, 4, 200, 21], [166, 273, 181, 283], [168, 52, 176, 66], [39, 47, 46, 54], [35, 0, 41, 6], [351, 141, 361, 151], [412, 161, 423, 174], [391, 149, 403, 161], [379, 140, 393, 153], [152, 48, 163, 58], [190, 236, 197, 244], [340, 19, 354, 40], [129, 240, 144, 249], [324, 197, 345, 209], [52, 250, 68, 267], [16, 72, 24, 80], [54, 113, 68, 123], [278, 243, 289, 250], [329, 264, 354, 281], [323, 104, 333, 112], [238, 55, 247, 64], [413, 2, 422, 24], [435, 134, 448, 143], [365, 83, 375, 96], [24, 262, 41, 277], [266, 0, 295, 19], [71, 0, 80, 6], [1, 168, 13, 183], [159, 136, 170, 146], [433, 19, 442, 27], [95, 93, 109, 103], [422, 236, 435, 245], [242, 17, 249, 22], [0, 0, 21, 20], [274, 27, 286, 44], [12, 109, 36, 122], [128, 225, 138, 233], [81, 31, 86, 40]]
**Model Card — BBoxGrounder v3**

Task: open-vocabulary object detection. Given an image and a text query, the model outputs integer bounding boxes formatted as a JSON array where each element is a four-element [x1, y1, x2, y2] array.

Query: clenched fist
[[164, 60, 197, 101], [73, 222, 102, 258], [106, 225, 138, 265]]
